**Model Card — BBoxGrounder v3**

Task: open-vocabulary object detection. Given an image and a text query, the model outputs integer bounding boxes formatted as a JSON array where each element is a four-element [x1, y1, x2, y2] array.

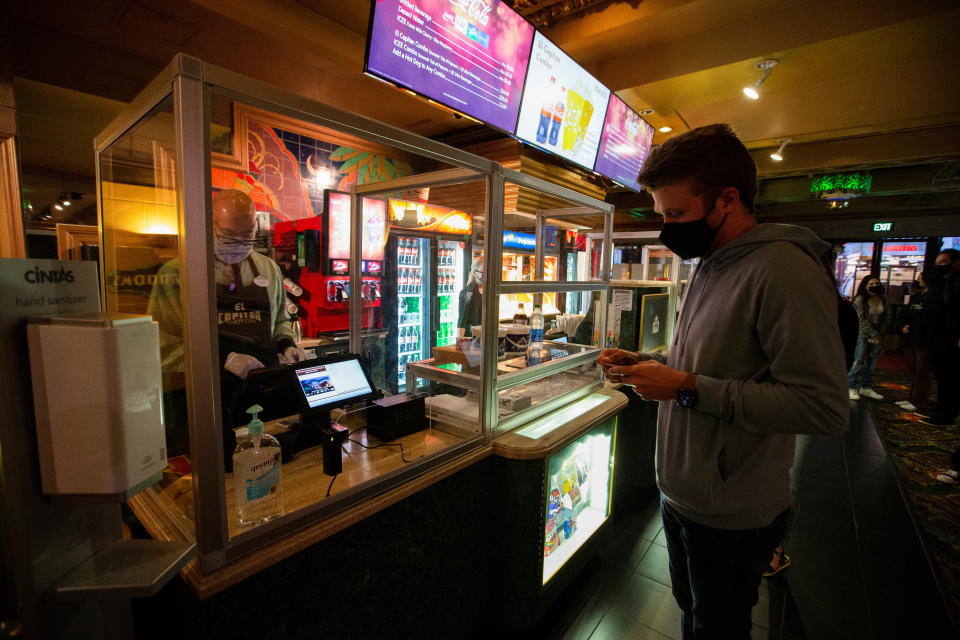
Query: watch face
[[677, 387, 698, 408]]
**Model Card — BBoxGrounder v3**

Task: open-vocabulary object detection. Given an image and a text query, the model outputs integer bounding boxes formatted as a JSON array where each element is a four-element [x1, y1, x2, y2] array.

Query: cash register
[[226, 353, 379, 474]]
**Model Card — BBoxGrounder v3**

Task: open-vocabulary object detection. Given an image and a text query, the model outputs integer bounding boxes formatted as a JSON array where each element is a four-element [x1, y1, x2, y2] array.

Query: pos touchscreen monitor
[[292, 354, 379, 413]]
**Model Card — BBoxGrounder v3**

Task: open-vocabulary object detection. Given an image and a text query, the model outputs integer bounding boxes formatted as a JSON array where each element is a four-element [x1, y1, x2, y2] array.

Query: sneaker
[[764, 547, 792, 577], [849, 388, 860, 400], [934, 470, 958, 485], [897, 402, 917, 411], [859, 388, 884, 400]]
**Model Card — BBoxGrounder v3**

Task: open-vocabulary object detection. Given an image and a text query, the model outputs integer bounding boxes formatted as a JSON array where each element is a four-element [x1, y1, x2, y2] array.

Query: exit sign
[[873, 221, 894, 232]]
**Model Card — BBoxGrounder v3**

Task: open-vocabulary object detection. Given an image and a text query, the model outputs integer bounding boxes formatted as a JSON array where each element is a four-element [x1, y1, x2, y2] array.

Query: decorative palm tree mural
[[328, 146, 414, 189]]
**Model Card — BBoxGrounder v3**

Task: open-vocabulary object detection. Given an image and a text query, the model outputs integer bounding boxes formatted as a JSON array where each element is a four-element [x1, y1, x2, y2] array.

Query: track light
[[658, 126, 672, 133], [743, 59, 778, 100], [770, 139, 791, 162]]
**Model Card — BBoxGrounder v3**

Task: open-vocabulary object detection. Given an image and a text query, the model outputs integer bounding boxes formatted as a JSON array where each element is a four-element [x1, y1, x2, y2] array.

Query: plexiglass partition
[[97, 55, 497, 570], [407, 168, 614, 435], [98, 55, 616, 571]]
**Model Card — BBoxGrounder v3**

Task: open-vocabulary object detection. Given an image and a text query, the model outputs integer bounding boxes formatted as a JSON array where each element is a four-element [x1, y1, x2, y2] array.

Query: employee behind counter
[[149, 189, 308, 452]]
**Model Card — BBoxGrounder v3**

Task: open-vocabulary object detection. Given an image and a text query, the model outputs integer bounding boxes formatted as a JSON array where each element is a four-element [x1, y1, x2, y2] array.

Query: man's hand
[[279, 345, 309, 364], [608, 360, 689, 401], [868, 336, 881, 345], [598, 349, 640, 381], [902, 325, 910, 334], [224, 352, 265, 380]]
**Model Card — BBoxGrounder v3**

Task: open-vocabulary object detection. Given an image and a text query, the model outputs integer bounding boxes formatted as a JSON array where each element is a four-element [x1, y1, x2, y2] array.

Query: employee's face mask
[[214, 233, 254, 264], [868, 284, 885, 295], [658, 199, 729, 260]]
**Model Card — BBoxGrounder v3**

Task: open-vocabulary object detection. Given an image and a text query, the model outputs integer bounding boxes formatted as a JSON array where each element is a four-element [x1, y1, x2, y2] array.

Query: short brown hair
[[637, 124, 758, 213]]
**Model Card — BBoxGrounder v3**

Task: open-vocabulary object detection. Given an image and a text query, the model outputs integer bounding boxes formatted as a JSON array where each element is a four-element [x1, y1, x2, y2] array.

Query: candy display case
[[542, 418, 616, 583]]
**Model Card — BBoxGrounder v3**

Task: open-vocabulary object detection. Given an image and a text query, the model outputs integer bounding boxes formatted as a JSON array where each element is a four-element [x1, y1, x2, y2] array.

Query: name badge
[[254, 276, 269, 288]]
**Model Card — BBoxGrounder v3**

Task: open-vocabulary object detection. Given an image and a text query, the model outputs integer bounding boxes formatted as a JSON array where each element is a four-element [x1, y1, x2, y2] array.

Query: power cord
[[326, 473, 338, 496], [345, 437, 421, 464]]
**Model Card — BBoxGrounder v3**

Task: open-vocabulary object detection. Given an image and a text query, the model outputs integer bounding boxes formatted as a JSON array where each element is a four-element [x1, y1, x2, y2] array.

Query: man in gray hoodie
[[600, 124, 848, 639]]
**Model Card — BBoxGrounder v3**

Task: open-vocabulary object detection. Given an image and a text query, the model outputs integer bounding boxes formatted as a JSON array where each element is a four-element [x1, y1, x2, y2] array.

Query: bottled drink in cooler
[[513, 303, 529, 325]]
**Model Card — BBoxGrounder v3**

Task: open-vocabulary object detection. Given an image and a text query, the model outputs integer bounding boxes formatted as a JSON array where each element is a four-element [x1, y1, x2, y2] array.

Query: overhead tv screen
[[514, 32, 611, 169], [593, 94, 655, 192], [364, 0, 535, 134]]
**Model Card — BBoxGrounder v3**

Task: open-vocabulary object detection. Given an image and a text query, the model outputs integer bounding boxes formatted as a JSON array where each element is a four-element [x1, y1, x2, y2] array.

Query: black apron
[[217, 257, 275, 427]]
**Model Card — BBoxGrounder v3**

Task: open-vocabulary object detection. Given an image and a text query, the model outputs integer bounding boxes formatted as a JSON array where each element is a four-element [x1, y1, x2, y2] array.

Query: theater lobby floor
[[508, 399, 958, 640]]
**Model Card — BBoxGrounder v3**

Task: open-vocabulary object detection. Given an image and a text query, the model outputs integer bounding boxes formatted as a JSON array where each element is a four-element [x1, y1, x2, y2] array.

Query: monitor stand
[[296, 407, 331, 452]]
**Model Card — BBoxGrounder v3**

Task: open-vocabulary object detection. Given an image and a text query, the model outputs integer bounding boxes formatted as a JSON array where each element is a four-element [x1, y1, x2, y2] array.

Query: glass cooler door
[[435, 238, 465, 347], [390, 234, 431, 392]]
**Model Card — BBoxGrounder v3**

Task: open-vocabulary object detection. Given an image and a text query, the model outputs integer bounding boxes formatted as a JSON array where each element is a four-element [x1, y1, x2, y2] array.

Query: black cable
[[325, 473, 338, 497], [345, 437, 421, 464]]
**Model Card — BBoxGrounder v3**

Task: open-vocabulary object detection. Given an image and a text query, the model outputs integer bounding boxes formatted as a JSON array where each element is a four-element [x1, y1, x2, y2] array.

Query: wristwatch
[[676, 373, 698, 409]]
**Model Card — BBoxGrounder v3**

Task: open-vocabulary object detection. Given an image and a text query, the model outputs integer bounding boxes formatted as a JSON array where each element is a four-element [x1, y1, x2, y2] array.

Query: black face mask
[[659, 206, 728, 260], [868, 285, 884, 295], [933, 264, 954, 278]]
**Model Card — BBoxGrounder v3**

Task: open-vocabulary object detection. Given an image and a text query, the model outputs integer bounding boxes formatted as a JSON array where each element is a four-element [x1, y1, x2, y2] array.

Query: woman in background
[[848, 276, 890, 400]]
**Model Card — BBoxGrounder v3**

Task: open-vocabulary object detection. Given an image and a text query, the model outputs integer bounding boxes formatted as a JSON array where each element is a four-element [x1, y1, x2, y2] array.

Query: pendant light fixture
[[743, 59, 778, 100], [770, 139, 791, 162]]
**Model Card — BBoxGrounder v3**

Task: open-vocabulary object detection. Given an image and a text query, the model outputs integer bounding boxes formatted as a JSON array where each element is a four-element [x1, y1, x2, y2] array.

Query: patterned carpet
[[870, 361, 960, 623]]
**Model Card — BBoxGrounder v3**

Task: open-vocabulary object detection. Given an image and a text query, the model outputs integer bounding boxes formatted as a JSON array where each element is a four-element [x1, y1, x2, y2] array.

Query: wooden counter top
[[490, 388, 628, 460], [127, 421, 491, 600]]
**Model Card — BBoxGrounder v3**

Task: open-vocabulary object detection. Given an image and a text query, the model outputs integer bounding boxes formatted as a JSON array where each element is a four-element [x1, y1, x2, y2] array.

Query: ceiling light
[[53, 204, 63, 211], [770, 139, 791, 162], [62, 200, 72, 206], [638, 108, 655, 116], [743, 59, 778, 100], [658, 126, 673, 133]]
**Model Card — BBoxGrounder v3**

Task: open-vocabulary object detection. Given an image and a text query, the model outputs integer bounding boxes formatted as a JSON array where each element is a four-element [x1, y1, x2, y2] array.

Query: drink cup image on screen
[[576, 98, 594, 149], [548, 87, 566, 146], [562, 82, 592, 152]]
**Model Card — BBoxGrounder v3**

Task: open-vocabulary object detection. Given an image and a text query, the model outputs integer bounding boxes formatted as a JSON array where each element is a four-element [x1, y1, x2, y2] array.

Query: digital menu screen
[[593, 94, 655, 192], [515, 32, 611, 169], [365, 0, 535, 133]]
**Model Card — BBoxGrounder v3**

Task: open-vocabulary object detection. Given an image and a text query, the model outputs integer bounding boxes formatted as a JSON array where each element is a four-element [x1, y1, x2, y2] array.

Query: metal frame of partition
[[94, 55, 498, 571], [484, 168, 614, 434]]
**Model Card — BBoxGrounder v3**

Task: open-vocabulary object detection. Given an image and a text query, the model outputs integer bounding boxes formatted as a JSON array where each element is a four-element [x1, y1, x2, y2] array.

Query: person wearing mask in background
[[149, 189, 307, 432], [848, 276, 890, 401], [598, 124, 848, 640], [921, 248, 960, 427], [895, 272, 932, 412], [457, 257, 484, 336]]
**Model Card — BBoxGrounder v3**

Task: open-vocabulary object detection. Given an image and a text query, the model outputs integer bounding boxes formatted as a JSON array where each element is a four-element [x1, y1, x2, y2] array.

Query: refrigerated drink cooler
[[383, 234, 469, 393]]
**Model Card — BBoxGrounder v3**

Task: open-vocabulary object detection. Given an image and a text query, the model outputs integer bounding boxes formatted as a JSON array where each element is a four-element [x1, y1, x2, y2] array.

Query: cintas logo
[[24, 266, 74, 284]]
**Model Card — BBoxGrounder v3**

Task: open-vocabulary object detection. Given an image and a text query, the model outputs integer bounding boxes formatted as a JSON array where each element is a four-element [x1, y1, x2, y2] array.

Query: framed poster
[[639, 293, 669, 353]]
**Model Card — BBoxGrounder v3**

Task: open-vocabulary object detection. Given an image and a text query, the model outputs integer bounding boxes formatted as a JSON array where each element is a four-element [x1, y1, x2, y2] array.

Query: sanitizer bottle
[[233, 404, 283, 527]]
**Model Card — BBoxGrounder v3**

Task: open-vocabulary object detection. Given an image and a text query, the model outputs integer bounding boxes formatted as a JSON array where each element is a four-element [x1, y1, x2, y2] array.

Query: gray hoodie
[[644, 224, 849, 530]]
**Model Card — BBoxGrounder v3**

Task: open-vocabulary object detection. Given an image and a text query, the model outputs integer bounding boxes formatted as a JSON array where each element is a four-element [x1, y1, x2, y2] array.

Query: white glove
[[224, 352, 265, 380], [278, 345, 308, 364]]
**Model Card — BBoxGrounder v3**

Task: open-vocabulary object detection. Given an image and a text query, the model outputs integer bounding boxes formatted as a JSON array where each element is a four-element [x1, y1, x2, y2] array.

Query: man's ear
[[718, 186, 741, 210]]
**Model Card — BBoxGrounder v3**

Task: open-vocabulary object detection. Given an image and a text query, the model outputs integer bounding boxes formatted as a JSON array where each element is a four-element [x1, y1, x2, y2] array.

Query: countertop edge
[[490, 389, 629, 460]]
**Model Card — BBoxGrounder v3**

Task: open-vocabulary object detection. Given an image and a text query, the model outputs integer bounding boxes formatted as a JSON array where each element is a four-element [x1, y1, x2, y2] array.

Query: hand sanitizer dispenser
[[27, 313, 167, 498]]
